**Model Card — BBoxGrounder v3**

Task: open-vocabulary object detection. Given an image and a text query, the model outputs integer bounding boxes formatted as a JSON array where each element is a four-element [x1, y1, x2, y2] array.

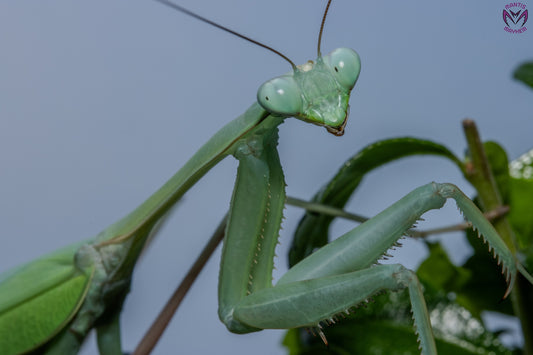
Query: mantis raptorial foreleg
[[218, 181, 527, 355], [218, 116, 286, 332]]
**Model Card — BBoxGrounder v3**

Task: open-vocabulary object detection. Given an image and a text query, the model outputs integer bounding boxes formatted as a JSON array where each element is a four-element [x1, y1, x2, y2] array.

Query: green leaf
[[282, 328, 305, 355], [483, 141, 511, 204], [289, 137, 462, 266], [417, 239, 513, 317], [417, 242, 472, 301], [508, 148, 533, 266], [513, 61, 533, 89], [509, 179, 533, 253], [463, 228, 514, 316]]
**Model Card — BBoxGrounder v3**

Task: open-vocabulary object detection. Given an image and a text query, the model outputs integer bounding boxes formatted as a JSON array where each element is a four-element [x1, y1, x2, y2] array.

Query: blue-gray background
[[0, 1, 531, 353]]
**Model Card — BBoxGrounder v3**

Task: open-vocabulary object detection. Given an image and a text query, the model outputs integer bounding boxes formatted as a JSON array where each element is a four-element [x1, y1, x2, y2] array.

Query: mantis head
[[257, 47, 361, 136], [152, 0, 360, 136]]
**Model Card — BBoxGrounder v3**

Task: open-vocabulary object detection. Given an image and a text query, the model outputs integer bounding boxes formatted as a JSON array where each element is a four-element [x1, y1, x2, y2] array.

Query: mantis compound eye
[[257, 76, 303, 117], [323, 47, 361, 91]]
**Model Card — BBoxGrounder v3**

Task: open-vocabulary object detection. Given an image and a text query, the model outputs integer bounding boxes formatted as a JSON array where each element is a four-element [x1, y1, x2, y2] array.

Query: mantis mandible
[[1, 1, 532, 354]]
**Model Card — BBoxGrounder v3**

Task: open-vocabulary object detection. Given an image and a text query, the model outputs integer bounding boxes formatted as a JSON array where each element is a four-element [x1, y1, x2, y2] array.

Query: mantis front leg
[[218, 116, 285, 333], [219, 150, 530, 355]]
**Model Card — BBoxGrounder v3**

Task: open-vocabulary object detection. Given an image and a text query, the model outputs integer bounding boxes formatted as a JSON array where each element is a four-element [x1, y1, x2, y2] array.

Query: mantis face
[[256, 47, 361, 136]]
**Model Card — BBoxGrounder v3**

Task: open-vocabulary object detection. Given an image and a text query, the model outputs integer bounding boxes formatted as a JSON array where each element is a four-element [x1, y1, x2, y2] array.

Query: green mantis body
[[1, 1, 532, 354]]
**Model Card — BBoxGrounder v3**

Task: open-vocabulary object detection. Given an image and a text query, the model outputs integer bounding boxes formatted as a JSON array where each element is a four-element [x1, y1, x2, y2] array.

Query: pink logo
[[503, 2, 528, 33]]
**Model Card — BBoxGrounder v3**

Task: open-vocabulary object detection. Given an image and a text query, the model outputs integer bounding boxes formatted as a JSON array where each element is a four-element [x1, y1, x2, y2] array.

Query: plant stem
[[286, 196, 367, 223], [462, 119, 533, 355], [133, 215, 227, 355]]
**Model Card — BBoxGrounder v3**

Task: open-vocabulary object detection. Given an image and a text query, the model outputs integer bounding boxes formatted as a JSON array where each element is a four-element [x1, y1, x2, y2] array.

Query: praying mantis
[[1, 0, 532, 355]]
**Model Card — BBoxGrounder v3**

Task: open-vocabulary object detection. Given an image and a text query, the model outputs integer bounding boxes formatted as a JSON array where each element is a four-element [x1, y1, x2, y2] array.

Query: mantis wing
[[0, 242, 94, 355]]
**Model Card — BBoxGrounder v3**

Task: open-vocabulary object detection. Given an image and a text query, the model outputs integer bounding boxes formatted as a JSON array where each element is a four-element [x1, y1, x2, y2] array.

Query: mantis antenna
[[317, 0, 333, 57], [152, 0, 296, 69]]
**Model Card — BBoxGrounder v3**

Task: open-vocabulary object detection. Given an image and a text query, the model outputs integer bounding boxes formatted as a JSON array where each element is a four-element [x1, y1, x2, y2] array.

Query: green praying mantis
[[1, 1, 532, 354]]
